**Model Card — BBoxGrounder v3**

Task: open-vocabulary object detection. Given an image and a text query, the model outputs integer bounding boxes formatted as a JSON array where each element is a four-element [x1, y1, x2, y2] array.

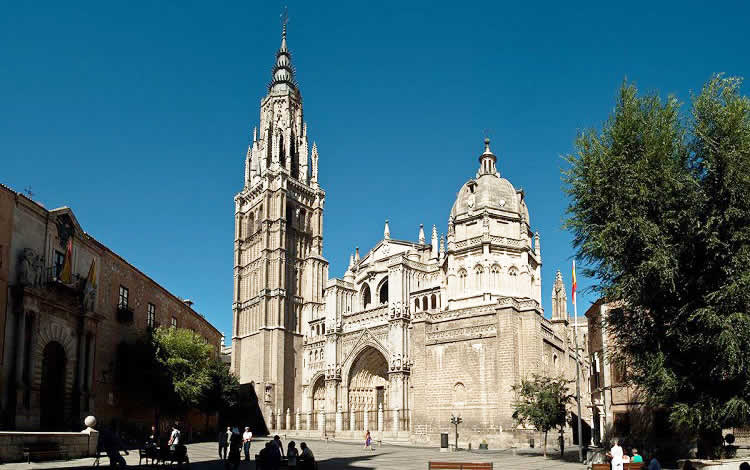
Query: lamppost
[[450, 414, 462, 451]]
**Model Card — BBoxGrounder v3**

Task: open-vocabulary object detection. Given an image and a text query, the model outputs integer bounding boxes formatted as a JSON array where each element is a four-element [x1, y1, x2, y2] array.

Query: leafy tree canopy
[[512, 375, 573, 456], [564, 75, 750, 457]]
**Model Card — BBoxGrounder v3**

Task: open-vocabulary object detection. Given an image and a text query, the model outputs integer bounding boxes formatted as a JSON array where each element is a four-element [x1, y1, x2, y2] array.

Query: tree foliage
[[564, 75, 750, 457], [512, 375, 573, 457]]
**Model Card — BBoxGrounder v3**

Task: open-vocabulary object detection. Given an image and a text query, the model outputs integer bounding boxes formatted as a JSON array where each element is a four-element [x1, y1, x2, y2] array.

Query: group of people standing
[[217, 429, 315, 469]]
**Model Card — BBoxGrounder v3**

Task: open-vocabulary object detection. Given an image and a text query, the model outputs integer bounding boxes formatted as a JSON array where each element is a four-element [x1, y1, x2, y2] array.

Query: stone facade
[[0, 183, 222, 433], [232, 27, 593, 447]]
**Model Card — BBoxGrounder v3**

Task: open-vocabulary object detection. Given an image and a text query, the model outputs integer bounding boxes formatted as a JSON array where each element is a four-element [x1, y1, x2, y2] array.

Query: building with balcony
[[0, 183, 222, 433]]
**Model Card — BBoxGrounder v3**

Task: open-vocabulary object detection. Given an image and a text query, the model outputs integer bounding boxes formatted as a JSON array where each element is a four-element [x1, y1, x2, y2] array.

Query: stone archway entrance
[[40, 341, 67, 430], [311, 375, 325, 412], [347, 346, 388, 413]]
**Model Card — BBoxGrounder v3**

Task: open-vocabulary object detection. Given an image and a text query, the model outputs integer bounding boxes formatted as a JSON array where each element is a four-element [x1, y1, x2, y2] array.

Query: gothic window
[[266, 127, 272, 169], [362, 284, 372, 310], [553, 354, 558, 369], [321, 324, 325, 335], [458, 269, 467, 292], [431, 294, 437, 310], [475, 265, 484, 290], [290, 131, 299, 179], [278, 132, 286, 167], [414, 298, 420, 312], [247, 213, 255, 234], [378, 279, 389, 304], [422, 296, 428, 311], [491, 265, 501, 290]]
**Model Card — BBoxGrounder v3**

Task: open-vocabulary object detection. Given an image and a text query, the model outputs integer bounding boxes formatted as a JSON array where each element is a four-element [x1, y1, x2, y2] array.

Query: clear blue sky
[[2, 1, 748, 339]]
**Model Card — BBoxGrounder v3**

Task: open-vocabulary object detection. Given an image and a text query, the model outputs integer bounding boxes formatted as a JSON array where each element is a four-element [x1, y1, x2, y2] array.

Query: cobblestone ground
[[2, 438, 587, 470]]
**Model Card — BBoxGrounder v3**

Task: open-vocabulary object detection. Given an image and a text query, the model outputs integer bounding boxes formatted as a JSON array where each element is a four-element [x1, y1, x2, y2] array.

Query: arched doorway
[[311, 375, 325, 412], [347, 347, 388, 412], [40, 341, 67, 430]]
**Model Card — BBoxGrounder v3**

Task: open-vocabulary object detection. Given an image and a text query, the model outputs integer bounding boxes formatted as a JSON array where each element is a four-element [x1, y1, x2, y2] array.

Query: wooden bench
[[428, 462, 493, 470], [23, 442, 69, 463], [593, 463, 644, 470]]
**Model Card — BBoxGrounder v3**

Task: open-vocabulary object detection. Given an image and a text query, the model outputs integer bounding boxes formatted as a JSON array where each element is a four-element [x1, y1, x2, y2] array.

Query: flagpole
[[573, 260, 584, 463]]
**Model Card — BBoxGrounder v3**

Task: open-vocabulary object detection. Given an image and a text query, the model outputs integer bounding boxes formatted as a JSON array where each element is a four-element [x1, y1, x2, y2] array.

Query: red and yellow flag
[[571, 260, 577, 305], [60, 238, 73, 283]]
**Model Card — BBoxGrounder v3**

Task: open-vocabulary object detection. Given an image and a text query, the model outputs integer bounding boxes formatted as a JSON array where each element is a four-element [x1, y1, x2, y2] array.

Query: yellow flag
[[86, 258, 96, 289], [60, 238, 73, 283]]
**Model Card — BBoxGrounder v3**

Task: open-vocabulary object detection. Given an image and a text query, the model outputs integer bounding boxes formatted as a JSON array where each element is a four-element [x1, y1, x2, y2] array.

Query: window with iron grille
[[118, 286, 129, 309], [147, 303, 155, 328]]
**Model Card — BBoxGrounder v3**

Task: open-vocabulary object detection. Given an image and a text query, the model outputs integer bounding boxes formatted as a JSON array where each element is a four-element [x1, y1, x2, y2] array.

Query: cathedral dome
[[450, 139, 522, 218]]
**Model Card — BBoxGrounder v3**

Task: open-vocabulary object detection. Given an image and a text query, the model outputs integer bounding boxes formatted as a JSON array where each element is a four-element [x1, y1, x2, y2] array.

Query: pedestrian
[[287, 441, 299, 469], [226, 430, 241, 470], [631, 448, 643, 463], [267, 439, 282, 470], [299, 442, 315, 470], [167, 424, 181, 451], [257, 441, 272, 470], [648, 451, 661, 470], [98, 427, 129, 468], [242, 426, 253, 461], [364, 430, 372, 450], [608, 439, 624, 470], [273, 435, 285, 457], [218, 426, 230, 460]]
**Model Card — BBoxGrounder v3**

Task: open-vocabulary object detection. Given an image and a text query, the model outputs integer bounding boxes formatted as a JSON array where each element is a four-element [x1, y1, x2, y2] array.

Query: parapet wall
[[0, 428, 98, 463]]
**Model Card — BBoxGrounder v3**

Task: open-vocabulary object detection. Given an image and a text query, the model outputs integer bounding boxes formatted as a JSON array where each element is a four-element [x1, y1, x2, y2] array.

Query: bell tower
[[232, 23, 328, 427]]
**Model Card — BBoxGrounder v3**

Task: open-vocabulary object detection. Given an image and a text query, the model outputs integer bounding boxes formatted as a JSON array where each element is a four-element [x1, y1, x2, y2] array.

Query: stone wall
[[0, 428, 98, 463]]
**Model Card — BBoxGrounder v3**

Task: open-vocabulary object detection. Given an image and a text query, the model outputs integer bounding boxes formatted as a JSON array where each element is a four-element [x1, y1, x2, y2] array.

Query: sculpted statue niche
[[18, 248, 42, 287]]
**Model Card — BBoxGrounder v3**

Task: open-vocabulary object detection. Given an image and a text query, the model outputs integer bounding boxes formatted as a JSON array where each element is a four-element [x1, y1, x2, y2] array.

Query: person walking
[[218, 427, 230, 460], [167, 424, 181, 451], [242, 427, 253, 461], [287, 441, 299, 469], [364, 430, 372, 450], [226, 430, 242, 470]]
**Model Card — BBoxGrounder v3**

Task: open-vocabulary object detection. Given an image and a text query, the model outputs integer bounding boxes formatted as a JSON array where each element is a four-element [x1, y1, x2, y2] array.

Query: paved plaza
[[2, 438, 587, 470]]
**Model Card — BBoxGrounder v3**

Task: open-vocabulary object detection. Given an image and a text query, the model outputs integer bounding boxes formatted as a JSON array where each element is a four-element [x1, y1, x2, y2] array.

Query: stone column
[[393, 407, 400, 432], [277, 408, 283, 430], [317, 410, 325, 433], [363, 405, 369, 432], [377, 403, 384, 432], [286, 408, 291, 430], [266, 405, 274, 430], [296, 408, 301, 431], [335, 404, 342, 433], [306, 411, 312, 431], [349, 408, 356, 431]]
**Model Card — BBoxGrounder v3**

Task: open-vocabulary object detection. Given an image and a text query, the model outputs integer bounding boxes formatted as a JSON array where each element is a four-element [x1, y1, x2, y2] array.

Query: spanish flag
[[571, 260, 577, 306], [60, 238, 73, 284]]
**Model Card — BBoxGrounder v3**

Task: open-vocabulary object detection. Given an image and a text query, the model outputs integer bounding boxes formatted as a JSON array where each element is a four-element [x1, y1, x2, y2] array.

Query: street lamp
[[450, 414, 463, 451]]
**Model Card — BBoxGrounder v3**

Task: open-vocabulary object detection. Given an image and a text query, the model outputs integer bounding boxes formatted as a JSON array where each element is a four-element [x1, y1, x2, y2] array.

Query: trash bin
[[440, 433, 449, 452]]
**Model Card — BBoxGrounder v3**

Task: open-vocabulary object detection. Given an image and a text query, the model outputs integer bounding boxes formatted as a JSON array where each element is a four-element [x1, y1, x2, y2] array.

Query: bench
[[428, 462, 493, 470], [593, 463, 644, 470], [23, 442, 69, 463]]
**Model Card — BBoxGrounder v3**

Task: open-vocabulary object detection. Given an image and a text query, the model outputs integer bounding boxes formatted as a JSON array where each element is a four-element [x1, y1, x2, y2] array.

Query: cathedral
[[231, 25, 590, 447]]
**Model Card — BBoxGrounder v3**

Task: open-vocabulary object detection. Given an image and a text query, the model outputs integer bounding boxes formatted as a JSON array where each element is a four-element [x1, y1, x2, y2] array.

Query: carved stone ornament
[[264, 384, 273, 403], [18, 248, 42, 287]]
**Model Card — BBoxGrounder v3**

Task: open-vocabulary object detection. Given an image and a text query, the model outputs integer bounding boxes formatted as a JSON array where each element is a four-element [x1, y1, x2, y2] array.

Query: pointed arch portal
[[347, 346, 388, 412]]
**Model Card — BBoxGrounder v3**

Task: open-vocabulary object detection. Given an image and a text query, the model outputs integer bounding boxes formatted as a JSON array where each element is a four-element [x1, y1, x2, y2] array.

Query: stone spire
[[269, 23, 297, 92], [477, 138, 498, 177], [344, 253, 355, 283], [355, 247, 360, 263], [430, 225, 438, 260], [418, 224, 425, 244], [551, 270, 568, 322], [534, 232, 541, 258], [439, 234, 445, 262], [384, 220, 390, 240]]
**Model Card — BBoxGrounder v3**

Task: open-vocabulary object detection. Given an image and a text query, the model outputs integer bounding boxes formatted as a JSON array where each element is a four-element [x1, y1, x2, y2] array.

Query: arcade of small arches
[[455, 264, 530, 293], [360, 279, 388, 310]]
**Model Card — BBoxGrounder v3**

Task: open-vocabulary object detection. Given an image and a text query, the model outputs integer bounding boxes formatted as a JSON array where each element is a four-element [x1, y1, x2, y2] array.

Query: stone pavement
[[2, 438, 587, 469]]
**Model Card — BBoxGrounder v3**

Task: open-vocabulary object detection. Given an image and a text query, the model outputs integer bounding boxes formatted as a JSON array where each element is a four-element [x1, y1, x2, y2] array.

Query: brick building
[[0, 183, 222, 433]]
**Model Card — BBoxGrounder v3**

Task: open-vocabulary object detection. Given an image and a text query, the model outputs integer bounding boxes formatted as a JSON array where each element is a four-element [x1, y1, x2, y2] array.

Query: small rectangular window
[[171, 316, 177, 328], [147, 303, 155, 328], [54, 250, 65, 278], [118, 286, 129, 309]]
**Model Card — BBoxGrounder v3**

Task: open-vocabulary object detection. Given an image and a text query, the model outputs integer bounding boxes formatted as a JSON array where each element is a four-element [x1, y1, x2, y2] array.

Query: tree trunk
[[543, 431, 547, 457], [560, 427, 565, 458]]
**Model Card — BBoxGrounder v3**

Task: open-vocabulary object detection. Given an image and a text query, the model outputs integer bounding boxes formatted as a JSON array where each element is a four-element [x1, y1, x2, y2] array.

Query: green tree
[[152, 327, 214, 414], [200, 359, 241, 425], [512, 375, 573, 457], [564, 75, 750, 458]]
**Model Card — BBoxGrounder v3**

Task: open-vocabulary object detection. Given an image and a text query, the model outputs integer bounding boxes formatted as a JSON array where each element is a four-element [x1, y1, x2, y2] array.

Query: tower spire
[[269, 12, 297, 92]]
